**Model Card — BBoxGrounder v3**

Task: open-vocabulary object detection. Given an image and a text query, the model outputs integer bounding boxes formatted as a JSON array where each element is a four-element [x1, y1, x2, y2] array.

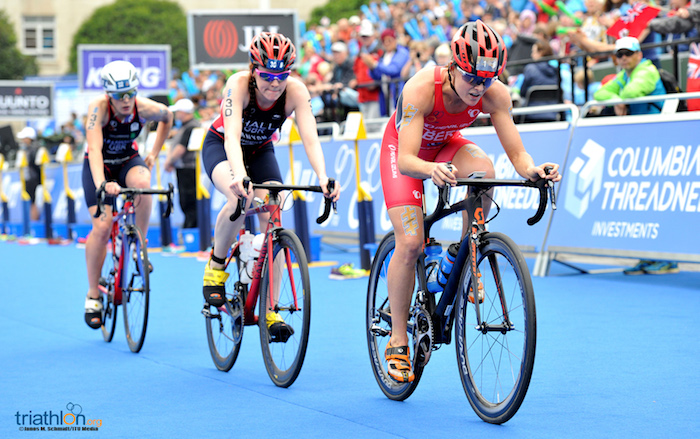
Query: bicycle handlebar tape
[[527, 179, 549, 226], [229, 178, 252, 222], [316, 179, 336, 224]]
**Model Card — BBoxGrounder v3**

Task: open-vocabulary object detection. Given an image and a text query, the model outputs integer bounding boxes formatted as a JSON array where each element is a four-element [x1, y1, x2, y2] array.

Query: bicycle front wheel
[[100, 239, 118, 343], [258, 229, 311, 388], [366, 233, 424, 401], [205, 253, 245, 372], [455, 232, 536, 424], [122, 227, 150, 353]]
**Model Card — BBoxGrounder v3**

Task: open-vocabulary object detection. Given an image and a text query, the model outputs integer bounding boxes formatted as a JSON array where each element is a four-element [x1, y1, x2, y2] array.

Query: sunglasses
[[615, 49, 637, 58], [108, 89, 137, 100], [455, 65, 497, 88], [256, 69, 291, 82]]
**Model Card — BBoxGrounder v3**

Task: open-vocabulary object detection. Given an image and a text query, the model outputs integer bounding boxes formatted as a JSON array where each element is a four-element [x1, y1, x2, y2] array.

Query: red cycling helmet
[[249, 32, 297, 72], [451, 20, 507, 78]]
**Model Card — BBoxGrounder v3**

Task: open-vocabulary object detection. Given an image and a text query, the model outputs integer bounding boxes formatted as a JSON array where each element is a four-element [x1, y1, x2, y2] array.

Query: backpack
[[658, 69, 687, 112]]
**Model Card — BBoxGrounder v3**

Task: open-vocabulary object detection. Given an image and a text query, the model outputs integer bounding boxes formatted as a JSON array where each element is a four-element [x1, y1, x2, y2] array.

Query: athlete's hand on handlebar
[[230, 175, 253, 201], [527, 163, 561, 183], [319, 176, 341, 202], [431, 162, 458, 187], [104, 181, 121, 196]]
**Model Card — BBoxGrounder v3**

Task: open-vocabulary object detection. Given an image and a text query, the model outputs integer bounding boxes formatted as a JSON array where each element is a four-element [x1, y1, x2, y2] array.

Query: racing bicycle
[[203, 178, 336, 387], [366, 170, 556, 424], [95, 182, 174, 353]]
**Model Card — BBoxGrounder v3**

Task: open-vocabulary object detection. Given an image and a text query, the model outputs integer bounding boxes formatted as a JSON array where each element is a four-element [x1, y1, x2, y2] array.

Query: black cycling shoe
[[203, 261, 228, 307], [84, 296, 103, 329], [266, 312, 294, 343]]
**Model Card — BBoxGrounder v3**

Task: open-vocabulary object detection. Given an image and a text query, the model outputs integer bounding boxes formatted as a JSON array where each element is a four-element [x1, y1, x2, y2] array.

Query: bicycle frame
[[416, 177, 553, 345], [106, 197, 139, 305], [236, 194, 285, 326], [224, 181, 334, 325]]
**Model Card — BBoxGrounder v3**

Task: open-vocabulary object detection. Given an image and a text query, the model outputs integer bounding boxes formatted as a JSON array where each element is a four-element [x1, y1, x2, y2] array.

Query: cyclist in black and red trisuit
[[200, 32, 340, 340], [82, 60, 173, 329]]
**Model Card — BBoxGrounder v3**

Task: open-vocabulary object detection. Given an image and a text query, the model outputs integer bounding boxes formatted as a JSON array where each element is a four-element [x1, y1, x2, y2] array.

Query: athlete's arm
[[85, 98, 119, 195], [396, 69, 456, 187], [484, 82, 561, 182], [221, 73, 249, 198], [287, 78, 339, 201], [137, 97, 173, 169]]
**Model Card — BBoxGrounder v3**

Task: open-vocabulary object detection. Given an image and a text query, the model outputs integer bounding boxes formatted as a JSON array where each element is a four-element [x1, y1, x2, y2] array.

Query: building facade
[[0, 0, 326, 76]]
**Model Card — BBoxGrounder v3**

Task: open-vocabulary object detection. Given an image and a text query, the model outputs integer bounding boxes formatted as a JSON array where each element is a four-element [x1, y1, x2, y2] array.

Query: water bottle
[[437, 243, 460, 289], [424, 238, 443, 293], [247, 233, 265, 278], [251, 233, 264, 259], [238, 231, 254, 284]]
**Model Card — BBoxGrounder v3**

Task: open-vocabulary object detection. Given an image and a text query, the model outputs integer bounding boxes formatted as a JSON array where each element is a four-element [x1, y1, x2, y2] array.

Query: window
[[22, 16, 55, 59]]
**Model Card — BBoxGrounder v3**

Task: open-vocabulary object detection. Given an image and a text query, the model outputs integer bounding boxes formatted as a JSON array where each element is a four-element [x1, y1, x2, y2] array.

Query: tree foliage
[[0, 9, 39, 79], [309, 0, 371, 26], [69, 0, 188, 74]]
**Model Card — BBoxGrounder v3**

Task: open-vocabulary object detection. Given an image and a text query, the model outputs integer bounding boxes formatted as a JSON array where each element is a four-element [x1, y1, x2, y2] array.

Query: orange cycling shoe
[[468, 279, 485, 304], [385, 342, 414, 383]]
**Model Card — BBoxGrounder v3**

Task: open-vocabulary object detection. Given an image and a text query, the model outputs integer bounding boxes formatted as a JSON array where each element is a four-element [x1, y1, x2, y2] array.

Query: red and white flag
[[606, 3, 661, 39]]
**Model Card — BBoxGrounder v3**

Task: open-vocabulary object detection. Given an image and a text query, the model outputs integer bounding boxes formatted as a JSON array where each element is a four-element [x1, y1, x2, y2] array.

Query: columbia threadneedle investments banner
[[548, 115, 700, 257]]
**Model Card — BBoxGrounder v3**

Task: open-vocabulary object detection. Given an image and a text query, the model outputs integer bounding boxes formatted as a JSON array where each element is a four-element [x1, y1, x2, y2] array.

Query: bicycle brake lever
[[543, 166, 557, 210], [548, 181, 557, 210]]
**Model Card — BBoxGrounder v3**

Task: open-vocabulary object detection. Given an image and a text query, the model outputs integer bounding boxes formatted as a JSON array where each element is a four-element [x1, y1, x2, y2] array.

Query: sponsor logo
[[564, 139, 605, 219], [203, 20, 239, 58]]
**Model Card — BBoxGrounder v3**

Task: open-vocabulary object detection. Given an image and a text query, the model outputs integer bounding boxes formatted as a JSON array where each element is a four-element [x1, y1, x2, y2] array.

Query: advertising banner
[[0, 82, 54, 120], [208, 121, 572, 250], [187, 10, 298, 70], [546, 115, 700, 259], [78, 45, 171, 93], [0, 158, 183, 235]]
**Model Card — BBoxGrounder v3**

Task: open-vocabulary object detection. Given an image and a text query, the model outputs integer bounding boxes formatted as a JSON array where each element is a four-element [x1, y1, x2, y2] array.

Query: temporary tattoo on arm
[[400, 103, 418, 129], [400, 206, 419, 236], [86, 111, 98, 131], [224, 97, 233, 117], [508, 104, 513, 119]]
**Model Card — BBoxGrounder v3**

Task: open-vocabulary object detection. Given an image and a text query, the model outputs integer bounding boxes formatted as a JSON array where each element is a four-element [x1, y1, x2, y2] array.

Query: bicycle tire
[[205, 253, 245, 372], [122, 227, 150, 353], [100, 239, 118, 343], [258, 229, 311, 388], [455, 232, 536, 424], [366, 233, 425, 401]]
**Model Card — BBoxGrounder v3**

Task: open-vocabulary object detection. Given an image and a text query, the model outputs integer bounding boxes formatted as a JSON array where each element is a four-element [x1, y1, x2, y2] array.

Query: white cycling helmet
[[101, 60, 139, 92]]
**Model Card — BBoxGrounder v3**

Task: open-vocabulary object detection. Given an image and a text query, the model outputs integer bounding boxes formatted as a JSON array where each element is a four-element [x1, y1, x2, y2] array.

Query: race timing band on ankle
[[210, 253, 226, 265]]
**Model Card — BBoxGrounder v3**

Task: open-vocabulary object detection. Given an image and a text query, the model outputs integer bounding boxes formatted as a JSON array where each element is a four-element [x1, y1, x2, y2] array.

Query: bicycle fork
[[465, 193, 514, 334]]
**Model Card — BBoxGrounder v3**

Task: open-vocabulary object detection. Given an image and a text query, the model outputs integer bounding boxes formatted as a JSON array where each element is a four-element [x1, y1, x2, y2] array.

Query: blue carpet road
[[1, 241, 698, 438]]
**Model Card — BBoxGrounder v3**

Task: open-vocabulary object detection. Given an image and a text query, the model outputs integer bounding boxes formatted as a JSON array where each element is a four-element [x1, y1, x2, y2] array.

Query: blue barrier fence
[[2, 98, 699, 274]]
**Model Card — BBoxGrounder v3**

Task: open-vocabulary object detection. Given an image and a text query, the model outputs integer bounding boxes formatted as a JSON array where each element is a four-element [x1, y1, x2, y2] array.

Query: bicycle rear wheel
[[366, 233, 424, 401], [204, 251, 245, 372], [258, 229, 311, 388], [455, 232, 536, 424], [122, 227, 150, 353], [100, 239, 118, 342]]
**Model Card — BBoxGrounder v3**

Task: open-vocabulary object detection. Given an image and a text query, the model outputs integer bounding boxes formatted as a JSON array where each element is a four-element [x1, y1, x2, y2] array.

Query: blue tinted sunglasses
[[108, 89, 137, 100], [256, 68, 291, 82], [455, 65, 497, 89]]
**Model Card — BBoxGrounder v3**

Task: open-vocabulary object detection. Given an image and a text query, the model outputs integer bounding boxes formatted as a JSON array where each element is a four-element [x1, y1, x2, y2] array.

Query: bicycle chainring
[[413, 304, 434, 366]]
